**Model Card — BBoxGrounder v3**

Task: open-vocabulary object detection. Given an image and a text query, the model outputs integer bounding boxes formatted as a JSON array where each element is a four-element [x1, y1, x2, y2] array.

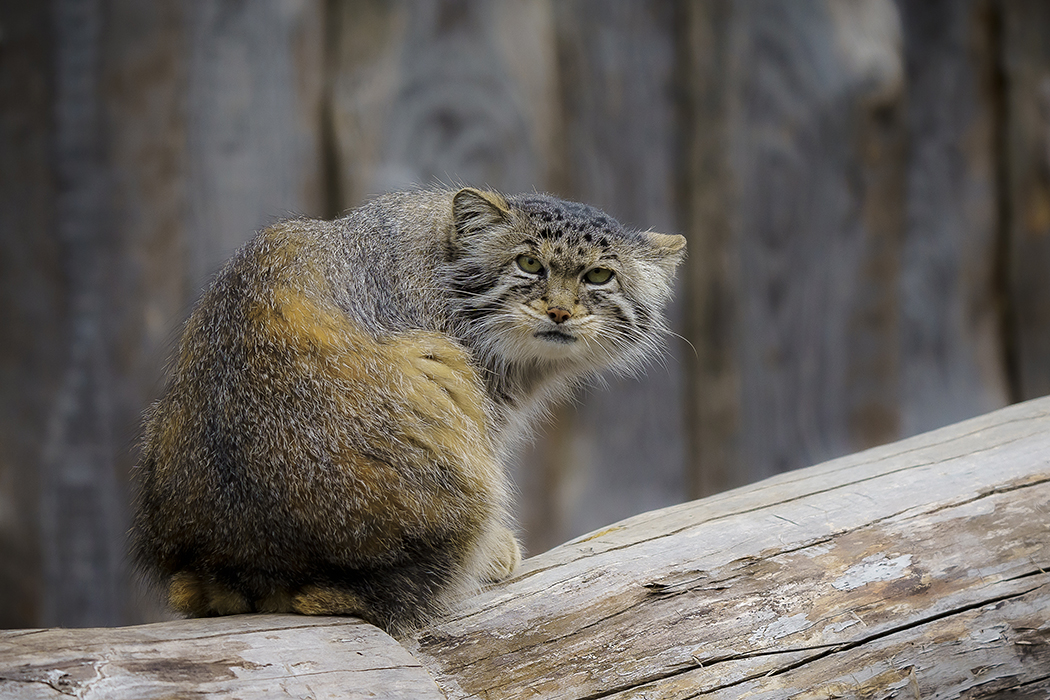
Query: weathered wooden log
[[3, 397, 1049, 699]]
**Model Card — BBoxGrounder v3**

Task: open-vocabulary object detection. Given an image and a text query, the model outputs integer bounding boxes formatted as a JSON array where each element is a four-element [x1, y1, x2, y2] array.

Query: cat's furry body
[[132, 187, 685, 634]]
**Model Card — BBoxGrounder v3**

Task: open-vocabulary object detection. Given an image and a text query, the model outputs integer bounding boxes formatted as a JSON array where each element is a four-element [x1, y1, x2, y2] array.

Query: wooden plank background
[[0, 0, 1048, 628]]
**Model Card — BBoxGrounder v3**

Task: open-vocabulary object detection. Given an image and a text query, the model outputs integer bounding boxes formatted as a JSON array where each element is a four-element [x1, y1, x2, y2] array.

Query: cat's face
[[448, 189, 686, 374]]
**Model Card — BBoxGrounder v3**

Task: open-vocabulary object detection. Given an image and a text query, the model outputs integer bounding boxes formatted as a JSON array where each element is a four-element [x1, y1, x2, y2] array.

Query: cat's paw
[[400, 332, 487, 427], [292, 584, 368, 616], [169, 572, 251, 616], [477, 524, 522, 583]]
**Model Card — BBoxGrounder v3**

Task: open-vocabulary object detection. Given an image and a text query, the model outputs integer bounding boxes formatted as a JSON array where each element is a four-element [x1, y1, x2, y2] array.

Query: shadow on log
[[3, 398, 1049, 699]]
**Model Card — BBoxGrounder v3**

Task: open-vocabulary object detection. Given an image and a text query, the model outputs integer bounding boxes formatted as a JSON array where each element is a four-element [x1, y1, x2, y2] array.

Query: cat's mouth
[[534, 329, 577, 344]]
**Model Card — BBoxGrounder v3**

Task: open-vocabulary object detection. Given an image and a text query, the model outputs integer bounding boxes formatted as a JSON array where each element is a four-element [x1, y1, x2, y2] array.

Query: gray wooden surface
[[40, 0, 127, 628], [1002, 0, 1050, 402], [2, 397, 1046, 698], [720, 0, 907, 482], [680, 0, 741, 500], [0, 1, 63, 628], [0, 616, 443, 699], [3, 0, 1050, 628], [897, 0, 1010, 435], [184, 0, 326, 296]]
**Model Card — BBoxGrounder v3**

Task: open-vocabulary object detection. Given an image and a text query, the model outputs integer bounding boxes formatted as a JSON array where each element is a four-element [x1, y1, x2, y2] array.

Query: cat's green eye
[[516, 255, 544, 274], [584, 267, 614, 285]]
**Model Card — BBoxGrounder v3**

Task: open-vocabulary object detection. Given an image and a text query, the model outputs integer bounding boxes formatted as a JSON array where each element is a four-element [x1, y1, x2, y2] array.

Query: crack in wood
[[918, 475, 1050, 519], [548, 580, 1047, 700], [567, 644, 841, 700], [0, 630, 49, 640], [766, 586, 1042, 671], [0, 675, 79, 697], [1002, 568, 1049, 583], [1005, 672, 1050, 690], [7, 619, 377, 656], [679, 584, 1046, 698]]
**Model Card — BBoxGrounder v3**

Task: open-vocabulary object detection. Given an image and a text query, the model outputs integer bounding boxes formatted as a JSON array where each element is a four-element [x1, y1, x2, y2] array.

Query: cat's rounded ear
[[643, 231, 687, 271], [647, 231, 686, 254], [452, 188, 511, 240]]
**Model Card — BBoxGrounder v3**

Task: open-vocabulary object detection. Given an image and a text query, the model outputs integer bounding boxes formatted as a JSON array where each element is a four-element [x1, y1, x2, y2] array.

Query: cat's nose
[[547, 306, 572, 324]]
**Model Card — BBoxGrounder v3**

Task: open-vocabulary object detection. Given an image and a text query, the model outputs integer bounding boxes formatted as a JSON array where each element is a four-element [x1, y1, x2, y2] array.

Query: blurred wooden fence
[[1, 0, 1049, 629]]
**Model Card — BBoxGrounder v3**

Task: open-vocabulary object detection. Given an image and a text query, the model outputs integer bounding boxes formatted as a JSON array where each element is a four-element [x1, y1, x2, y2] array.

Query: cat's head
[[447, 187, 686, 375]]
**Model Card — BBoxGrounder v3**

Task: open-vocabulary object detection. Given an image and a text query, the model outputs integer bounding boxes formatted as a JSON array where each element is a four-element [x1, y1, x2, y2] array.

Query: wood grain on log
[[2, 397, 1048, 698], [0, 617, 443, 699]]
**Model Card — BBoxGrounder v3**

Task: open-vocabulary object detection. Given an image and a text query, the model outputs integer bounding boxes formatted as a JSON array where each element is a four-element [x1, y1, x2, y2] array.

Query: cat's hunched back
[[131, 187, 686, 634]]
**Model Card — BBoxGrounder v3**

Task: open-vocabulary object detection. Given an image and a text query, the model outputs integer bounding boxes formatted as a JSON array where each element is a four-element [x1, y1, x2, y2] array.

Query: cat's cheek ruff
[[577, 291, 667, 375]]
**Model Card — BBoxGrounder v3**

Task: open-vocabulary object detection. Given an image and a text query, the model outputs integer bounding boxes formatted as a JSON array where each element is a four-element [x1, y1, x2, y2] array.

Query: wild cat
[[132, 187, 686, 634]]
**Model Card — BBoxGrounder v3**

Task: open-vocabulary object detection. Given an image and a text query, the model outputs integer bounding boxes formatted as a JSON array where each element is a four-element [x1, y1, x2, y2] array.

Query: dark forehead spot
[[577, 247, 586, 256], [510, 192, 625, 241], [599, 237, 609, 248]]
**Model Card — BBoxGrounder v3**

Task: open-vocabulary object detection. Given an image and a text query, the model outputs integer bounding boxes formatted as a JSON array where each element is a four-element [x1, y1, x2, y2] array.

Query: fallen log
[[3, 397, 1049, 699]]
